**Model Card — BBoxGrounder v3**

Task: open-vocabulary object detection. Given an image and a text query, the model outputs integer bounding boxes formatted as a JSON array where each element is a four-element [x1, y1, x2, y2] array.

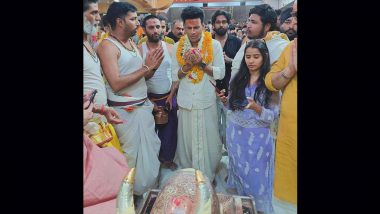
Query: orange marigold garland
[[176, 31, 213, 84]]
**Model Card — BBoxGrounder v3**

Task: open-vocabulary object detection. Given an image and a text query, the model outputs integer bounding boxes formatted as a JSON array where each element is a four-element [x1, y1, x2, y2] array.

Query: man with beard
[[83, 0, 123, 139], [167, 19, 184, 43], [84, 0, 105, 105], [172, 6, 225, 183], [138, 15, 174, 45], [211, 10, 242, 146], [230, 7, 289, 113], [83, 1, 127, 213], [265, 1, 297, 213], [229, 4, 289, 147], [138, 15, 179, 170], [279, 7, 297, 41], [228, 24, 237, 37], [97, 2, 165, 196], [231, 4, 290, 80]]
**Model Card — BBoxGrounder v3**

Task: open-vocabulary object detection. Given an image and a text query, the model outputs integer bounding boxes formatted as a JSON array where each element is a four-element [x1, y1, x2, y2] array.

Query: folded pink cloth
[[83, 135, 129, 210]]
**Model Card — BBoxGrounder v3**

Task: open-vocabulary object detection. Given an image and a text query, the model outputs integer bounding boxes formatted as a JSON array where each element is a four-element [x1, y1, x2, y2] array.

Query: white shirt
[[231, 33, 289, 84], [83, 46, 107, 105], [172, 38, 225, 110]]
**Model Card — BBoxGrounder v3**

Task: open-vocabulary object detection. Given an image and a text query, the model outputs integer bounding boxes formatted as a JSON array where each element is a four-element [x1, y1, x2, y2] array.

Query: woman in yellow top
[[264, 3, 297, 210]]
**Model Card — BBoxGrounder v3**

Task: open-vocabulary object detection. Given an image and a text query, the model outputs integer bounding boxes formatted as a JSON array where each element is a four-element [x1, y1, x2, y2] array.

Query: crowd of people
[[83, 0, 297, 213]]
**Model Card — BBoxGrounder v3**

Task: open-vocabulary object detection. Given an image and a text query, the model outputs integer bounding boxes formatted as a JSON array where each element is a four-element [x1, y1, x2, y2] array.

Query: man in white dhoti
[[138, 15, 179, 170], [97, 2, 164, 196], [172, 6, 225, 182]]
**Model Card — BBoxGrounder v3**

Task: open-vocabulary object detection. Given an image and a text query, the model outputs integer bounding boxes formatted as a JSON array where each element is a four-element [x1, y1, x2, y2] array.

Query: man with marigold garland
[[171, 6, 225, 183]]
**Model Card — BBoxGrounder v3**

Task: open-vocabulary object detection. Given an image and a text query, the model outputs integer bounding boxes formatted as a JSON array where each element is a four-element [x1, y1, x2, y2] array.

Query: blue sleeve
[[255, 105, 279, 124], [254, 91, 280, 124]]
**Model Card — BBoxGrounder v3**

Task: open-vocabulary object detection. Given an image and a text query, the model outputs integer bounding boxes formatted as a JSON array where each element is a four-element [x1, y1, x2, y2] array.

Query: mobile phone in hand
[[209, 80, 221, 94], [85, 89, 97, 110]]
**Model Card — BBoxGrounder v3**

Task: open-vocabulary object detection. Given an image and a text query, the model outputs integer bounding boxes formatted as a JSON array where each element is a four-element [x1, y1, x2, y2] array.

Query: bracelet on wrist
[[181, 65, 189, 74], [281, 70, 291, 79], [143, 65, 150, 72]]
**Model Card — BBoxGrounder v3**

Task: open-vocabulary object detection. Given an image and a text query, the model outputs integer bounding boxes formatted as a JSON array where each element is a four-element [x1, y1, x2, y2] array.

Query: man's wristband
[[281, 70, 291, 80], [200, 61, 207, 69], [143, 65, 150, 72], [181, 65, 189, 74]]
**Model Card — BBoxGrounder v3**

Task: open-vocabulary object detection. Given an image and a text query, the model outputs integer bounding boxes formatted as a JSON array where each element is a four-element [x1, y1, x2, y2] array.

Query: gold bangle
[[143, 65, 150, 72], [180, 65, 189, 74]]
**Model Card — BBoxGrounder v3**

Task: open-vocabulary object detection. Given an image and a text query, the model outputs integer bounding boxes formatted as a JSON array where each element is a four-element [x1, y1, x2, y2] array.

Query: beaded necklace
[[109, 34, 137, 57]]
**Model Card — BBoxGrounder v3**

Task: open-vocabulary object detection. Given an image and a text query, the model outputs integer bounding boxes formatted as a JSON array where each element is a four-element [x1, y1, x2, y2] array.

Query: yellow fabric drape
[[265, 41, 297, 204]]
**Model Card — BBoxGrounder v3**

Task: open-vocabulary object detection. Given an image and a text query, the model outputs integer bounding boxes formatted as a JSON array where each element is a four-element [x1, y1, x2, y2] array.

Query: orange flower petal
[[176, 32, 213, 84], [123, 106, 134, 112]]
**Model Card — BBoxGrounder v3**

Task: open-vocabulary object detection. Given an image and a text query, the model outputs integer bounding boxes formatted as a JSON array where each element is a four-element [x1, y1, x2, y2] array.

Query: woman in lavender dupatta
[[218, 40, 280, 214]]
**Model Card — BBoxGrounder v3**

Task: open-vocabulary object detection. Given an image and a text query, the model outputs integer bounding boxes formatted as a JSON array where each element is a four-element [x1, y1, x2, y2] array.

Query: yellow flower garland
[[176, 31, 213, 84]]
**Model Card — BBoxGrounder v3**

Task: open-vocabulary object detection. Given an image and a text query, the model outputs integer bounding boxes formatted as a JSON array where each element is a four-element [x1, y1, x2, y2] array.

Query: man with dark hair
[[228, 24, 237, 36], [167, 19, 184, 43], [231, 4, 290, 80], [97, 1, 165, 196], [265, 1, 297, 213], [157, 15, 170, 38], [137, 14, 179, 170], [172, 6, 225, 182], [83, 0, 120, 117], [83, 0, 103, 103], [138, 15, 174, 45], [228, 4, 289, 213], [211, 10, 242, 146], [279, 7, 297, 41], [83, 0, 101, 48]]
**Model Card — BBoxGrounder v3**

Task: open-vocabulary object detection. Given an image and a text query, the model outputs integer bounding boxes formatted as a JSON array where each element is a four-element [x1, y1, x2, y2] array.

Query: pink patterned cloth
[[83, 135, 129, 213]]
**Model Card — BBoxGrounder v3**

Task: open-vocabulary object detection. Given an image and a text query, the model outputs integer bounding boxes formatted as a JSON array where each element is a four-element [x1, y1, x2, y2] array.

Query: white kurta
[[103, 38, 161, 196], [172, 33, 225, 181]]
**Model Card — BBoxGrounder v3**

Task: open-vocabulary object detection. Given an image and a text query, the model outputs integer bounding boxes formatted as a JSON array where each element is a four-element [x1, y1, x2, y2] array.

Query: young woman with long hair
[[218, 40, 280, 214]]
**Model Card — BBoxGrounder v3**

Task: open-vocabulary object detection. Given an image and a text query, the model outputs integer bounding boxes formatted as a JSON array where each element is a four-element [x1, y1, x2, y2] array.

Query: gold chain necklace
[[109, 35, 137, 57]]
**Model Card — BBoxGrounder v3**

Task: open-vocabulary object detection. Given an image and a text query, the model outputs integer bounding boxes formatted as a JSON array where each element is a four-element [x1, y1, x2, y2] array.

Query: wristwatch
[[200, 61, 207, 69]]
